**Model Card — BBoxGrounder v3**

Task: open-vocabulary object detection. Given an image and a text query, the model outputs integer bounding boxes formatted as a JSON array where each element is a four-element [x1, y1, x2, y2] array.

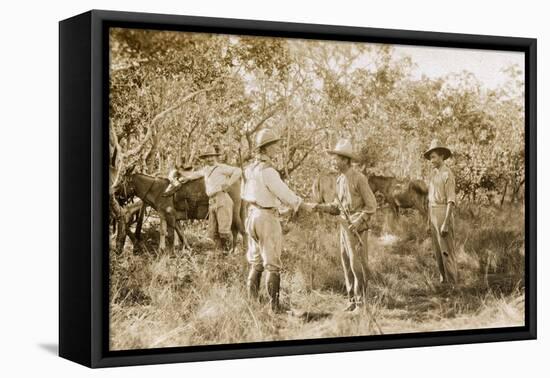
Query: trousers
[[429, 205, 458, 284], [339, 222, 369, 304], [245, 206, 282, 273], [208, 191, 233, 240]]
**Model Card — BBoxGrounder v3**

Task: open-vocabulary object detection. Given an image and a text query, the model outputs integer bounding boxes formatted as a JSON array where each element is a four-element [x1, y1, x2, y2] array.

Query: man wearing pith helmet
[[316, 139, 377, 312], [241, 128, 316, 313], [424, 139, 458, 286]]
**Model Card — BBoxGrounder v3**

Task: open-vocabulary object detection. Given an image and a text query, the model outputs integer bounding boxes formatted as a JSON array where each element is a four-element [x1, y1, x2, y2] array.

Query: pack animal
[[368, 175, 428, 217], [131, 173, 246, 253]]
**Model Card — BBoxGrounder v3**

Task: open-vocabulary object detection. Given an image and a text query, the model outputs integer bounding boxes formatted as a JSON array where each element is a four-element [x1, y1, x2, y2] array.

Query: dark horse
[[368, 175, 428, 217], [131, 173, 246, 253], [312, 172, 428, 218]]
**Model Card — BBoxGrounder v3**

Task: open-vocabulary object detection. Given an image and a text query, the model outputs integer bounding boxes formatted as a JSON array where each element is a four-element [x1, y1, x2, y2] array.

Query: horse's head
[[368, 175, 391, 193], [111, 165, 138, 202]]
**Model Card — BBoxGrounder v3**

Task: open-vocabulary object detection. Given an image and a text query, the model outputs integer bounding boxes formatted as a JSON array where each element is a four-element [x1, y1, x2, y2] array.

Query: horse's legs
[[391, 202, 399, 218], [170, 217, 189, 251], [166, 224, 175, 254], [159, 217, 167, 254]]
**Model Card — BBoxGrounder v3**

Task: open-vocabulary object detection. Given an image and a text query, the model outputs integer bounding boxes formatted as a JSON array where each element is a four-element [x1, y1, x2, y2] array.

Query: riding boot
[[343, 295, 356, 312], [219, 233, 233, 254], [247, 266, 263, 300], [266, 272, 284, 314]]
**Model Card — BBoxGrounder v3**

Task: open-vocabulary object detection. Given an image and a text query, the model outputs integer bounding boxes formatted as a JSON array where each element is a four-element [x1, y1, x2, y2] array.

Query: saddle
[[162, 183, 181, 197]]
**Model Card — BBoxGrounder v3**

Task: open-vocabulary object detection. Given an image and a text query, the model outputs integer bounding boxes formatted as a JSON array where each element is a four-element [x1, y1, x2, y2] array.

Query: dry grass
[[109, 204, 525, 350]]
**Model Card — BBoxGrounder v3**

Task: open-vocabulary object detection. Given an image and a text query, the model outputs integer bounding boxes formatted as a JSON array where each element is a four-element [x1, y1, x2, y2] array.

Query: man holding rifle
[[316, 139, 377, 312]]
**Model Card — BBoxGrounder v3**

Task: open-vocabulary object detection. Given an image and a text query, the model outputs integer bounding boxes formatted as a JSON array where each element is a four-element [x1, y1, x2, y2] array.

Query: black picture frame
[[59, 9, 537, 368]]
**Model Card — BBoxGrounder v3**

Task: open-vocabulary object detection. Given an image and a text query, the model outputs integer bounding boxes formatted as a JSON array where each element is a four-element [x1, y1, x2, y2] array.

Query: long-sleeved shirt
[[180, 163, 242, 197], [241, 154, 302, 211], [334, 167, 377, 225], [428, 164, 456, 206]]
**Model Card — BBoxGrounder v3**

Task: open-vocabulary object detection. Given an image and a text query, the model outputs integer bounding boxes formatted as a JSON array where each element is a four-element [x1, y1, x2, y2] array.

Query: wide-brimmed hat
[[423, 139, 451, 160], [198, 146, 220, 159], [255, 129, 281, 150], [326, 139, 359, 161]]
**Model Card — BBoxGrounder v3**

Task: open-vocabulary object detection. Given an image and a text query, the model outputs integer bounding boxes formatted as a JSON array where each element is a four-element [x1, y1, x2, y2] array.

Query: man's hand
[[299, 202, 317, 213], [349, 213, 368, 233], [315, 203, 340, 215]]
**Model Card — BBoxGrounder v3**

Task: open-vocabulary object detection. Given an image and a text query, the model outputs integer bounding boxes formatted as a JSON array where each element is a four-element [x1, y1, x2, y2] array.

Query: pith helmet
[[326, 139, 359, 161], [198, 146, 220, 159], [423, 139, 452, 160], [255, 129, 281, 150]]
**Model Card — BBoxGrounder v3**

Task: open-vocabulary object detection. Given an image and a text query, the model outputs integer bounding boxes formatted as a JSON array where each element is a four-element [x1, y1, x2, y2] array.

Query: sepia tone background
[[108, 29, 525, 350]]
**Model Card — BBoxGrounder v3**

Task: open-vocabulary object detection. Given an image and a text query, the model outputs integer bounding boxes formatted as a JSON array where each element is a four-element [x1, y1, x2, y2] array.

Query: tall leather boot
[[219, 233, 233, 254], [247, 266, 263, 300], [343, 296, 356, 312], [266, 271, 282, 314]]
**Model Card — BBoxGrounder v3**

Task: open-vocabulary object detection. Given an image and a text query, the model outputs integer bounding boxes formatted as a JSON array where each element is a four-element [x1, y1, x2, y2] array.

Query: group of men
[[164, 129, 458, 314]]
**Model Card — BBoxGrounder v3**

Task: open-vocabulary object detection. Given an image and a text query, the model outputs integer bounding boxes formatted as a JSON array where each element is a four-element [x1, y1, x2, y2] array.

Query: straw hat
[[198, 146, 220, 159], [326, 139, 359, 161], [255, 129, 281, 150], [423, 139, 451, 160]]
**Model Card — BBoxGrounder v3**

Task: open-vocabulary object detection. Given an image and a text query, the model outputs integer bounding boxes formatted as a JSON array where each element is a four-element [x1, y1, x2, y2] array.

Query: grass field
[[109, 203, 525, 350]]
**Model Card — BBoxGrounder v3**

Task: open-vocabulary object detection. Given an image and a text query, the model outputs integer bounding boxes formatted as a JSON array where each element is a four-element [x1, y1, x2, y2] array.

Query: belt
[[429, 203, 448, 207], [248, 202, 276, 211]]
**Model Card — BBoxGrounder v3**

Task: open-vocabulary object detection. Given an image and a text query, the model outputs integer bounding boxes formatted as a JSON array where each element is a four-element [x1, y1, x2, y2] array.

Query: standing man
[[169, 146, 242, 252], [317, 139, 377, 312], [424, 139, 458, 286], [242, 129, 316, 313]]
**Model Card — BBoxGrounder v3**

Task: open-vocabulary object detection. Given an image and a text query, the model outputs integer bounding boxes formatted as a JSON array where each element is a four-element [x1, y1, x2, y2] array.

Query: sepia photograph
[[108, 26, 526, 351]]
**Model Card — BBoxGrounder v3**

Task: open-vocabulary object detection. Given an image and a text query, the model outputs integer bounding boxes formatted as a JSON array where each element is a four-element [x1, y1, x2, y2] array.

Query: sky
[[392, 44, 524, 89]]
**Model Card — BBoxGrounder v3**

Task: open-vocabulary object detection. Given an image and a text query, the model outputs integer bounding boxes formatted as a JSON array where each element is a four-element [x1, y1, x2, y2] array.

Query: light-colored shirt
[[428, 164, 456, 206], [334, 167, 377, 223], [181, 163, 241, 197], [241, 154, 302, 211], [201, 163, 242, 197]]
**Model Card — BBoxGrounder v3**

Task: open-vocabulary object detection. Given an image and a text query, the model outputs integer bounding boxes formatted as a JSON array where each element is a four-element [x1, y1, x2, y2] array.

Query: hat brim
[[256, 138, 281, 150], [326, 149, 359, 161], [424, 147, 451, 160]]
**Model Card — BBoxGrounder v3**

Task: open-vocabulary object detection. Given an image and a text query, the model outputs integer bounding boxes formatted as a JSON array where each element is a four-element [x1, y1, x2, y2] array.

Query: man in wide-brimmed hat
[[424, 139, 458, 286], [316, 139, 377, 312], [241, 128, 316, 313], [165, 145, 242, 252]]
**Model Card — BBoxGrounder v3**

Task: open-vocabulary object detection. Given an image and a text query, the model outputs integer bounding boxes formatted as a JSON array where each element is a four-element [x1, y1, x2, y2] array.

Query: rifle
[[334, 194, 383, 334], [334, 194, 365, 248]]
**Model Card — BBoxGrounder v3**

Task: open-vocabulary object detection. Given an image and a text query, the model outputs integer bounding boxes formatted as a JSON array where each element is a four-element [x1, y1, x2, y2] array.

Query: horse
[[368, 175, 428, 217], [131, 173, 246, 253]]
